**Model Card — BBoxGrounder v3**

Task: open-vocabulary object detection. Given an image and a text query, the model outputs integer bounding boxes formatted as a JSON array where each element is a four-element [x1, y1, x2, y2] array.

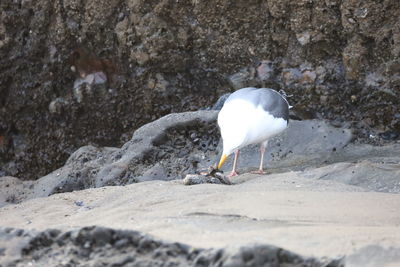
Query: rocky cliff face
[[1, 0, 399, 179]]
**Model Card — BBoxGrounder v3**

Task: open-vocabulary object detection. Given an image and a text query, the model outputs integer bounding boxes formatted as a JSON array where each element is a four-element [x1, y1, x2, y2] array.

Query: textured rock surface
[[0, 227, 336, 267], [0, 110, 220, 206], [0, 110, 358, 206], [2, 110, 400, 207], [1, 0, 400, 179]]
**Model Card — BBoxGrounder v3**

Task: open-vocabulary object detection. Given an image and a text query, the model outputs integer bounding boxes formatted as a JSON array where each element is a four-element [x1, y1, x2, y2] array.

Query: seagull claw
[[228, 171, 239, 177]]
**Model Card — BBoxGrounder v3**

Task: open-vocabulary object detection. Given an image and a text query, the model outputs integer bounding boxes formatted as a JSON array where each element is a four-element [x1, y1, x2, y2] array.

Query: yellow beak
[[218, 154, 228, 169]]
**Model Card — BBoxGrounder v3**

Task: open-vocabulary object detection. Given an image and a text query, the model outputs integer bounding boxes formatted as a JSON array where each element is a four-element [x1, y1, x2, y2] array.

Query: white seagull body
[[217, 87, 290, 177]]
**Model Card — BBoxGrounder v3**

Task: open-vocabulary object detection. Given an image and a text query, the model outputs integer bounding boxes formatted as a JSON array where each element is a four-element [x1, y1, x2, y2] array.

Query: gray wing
[[225, 87, 289, 122]]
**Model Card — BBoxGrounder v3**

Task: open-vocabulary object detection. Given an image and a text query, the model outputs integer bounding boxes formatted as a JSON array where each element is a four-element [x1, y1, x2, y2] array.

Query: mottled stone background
[[1, 0, 399, 179]]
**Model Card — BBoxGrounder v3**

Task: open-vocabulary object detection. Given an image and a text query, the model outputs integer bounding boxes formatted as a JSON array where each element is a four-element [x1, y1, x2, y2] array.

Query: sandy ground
[[1, 172, 399, 259]]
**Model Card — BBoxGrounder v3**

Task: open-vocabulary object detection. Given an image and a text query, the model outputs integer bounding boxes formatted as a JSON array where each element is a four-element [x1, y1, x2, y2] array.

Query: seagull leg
[[229, 150, 240, 177], [252, 141, 267, 174], [258, 144, 266, 173]]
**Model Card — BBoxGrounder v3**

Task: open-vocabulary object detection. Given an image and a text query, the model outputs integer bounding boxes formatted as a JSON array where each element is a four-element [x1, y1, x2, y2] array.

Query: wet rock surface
[[0, 226, 338, 267], [1, 0, 400, 180]]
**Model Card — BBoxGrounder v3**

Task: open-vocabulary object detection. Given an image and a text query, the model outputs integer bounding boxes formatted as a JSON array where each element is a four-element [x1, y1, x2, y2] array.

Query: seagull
[[217, 87, 290, 177]]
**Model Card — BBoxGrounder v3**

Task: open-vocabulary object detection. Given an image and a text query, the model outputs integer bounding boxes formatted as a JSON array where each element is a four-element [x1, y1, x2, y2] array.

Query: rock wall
[[1, 0, 399, 179]]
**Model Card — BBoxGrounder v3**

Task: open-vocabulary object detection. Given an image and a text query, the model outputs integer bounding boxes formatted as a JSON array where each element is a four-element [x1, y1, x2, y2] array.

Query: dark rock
[[91, 227, 113, 247], [0, 110, 220, 203], [138, 236, 160, 252], [212, 93, 231, 110], [137, 163, 169, 182], [1, 0, 400, 180], [228, 66, 257, 89], [0, 223, 341, 266], [114, 238, 130, 249], [379, 130, 399, 140], [74, 201, 84, 207]]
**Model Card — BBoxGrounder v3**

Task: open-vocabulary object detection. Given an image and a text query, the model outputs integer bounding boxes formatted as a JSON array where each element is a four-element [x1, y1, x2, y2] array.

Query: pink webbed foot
[[251, 169, 266, 175], [228, 171, 239, 177]]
